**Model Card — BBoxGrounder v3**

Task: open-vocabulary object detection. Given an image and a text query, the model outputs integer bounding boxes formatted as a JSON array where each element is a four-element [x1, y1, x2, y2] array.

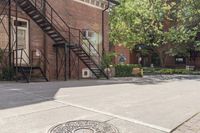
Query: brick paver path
[[173, 113, 200, 133]]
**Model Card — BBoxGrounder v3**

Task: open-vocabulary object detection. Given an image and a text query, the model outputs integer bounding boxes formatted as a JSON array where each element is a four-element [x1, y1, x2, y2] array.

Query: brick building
[[0, 0, 119, 82], [114, 44, 200, 68]]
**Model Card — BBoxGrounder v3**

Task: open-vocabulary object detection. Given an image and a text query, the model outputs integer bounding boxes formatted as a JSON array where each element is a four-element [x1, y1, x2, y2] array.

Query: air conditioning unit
[[83, 30, 95, 39], [82, 68, 93, 78]]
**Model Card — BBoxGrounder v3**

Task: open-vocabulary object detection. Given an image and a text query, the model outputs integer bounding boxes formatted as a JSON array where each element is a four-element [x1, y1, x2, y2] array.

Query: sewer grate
[[49, 120, 119, 133]]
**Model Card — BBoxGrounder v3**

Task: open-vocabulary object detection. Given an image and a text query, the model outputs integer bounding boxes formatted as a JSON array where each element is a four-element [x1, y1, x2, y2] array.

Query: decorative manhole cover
[[49, 120, 119, 133]]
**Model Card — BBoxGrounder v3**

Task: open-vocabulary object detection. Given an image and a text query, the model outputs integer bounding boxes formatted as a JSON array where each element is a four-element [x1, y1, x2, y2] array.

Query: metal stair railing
[[27, 0, 105, 69], [13, 48, 33, 82], [31, 49, 50, 75]]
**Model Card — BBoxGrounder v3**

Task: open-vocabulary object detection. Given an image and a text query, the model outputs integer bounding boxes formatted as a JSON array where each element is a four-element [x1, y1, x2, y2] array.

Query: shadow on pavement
[[0, 80, 123, 110], [0, 75, 200, 110]]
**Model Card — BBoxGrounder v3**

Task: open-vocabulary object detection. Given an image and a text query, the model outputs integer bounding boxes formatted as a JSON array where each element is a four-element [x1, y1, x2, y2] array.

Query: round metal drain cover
[[49, 120, 119, 133]]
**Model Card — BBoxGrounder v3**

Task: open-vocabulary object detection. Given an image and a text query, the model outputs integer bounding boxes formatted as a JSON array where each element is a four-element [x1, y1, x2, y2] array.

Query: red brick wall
[[114, 45, 132, 64], [0, 0, 109, 80], [46, 0, 109, 79]]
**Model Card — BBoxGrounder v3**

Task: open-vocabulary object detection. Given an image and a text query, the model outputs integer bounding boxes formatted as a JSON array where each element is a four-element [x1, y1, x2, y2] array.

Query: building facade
[[0, 0, 118, 81], [114, 44, 200, 69]]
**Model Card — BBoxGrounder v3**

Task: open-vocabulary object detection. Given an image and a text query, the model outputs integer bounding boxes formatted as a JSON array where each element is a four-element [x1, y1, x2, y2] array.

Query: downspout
[[102, 1, 110, 55], [42, 0, 47, 77], [8, 0, 12, 69]]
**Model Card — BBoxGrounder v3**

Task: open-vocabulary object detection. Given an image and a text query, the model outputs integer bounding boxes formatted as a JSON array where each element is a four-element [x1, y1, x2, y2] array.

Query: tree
[[110, 0, 200, 67]]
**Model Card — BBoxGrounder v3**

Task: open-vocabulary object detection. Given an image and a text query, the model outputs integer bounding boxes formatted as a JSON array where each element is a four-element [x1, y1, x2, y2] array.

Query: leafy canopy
[[110, 0, 200, 56]]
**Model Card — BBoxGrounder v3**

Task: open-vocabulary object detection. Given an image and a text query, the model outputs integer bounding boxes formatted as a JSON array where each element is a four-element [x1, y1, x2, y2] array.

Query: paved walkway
[[0, 75, 200, 133], [173, 113, 200, 133]]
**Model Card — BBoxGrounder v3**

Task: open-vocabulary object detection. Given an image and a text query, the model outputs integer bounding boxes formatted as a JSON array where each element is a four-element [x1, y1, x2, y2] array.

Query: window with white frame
[[82, 29, 100, 54]]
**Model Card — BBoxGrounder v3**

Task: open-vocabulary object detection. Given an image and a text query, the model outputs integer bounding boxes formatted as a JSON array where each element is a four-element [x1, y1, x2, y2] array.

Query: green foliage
[[115, 64, 141, 77], [158, 69, 174, 74], [101, 52, 116, 68], [2, 67, 14, 81], [110, 0, 200, 65], [173, 69, 190, 74], [143, 67, 193, 75]]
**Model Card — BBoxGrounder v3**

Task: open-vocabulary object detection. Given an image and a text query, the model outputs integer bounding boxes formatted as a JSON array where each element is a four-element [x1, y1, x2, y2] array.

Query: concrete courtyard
[[0, 75, 200, 133]]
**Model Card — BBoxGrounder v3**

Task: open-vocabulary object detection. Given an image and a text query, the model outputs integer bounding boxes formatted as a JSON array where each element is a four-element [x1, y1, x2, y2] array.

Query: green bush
[[143, 67, 155, 74], [144, 67, 193, 75], [101, 52, 116, 69], [157, 69, 174, 74], [2, 67, 14, 81], [115, 64, 141, 77], [173, 69, 190, 74]]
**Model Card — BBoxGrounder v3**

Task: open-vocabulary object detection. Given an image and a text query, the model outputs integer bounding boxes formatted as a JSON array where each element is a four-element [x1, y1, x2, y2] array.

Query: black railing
[[27, 0, 103, 67], [31, 49, 50, 73], [13, 49, 31, 67], [0, 0, 10, 69]]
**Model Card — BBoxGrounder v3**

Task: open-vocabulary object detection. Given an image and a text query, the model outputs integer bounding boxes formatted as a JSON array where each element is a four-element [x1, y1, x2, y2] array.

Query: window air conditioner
[[82, 68, 93, 78]]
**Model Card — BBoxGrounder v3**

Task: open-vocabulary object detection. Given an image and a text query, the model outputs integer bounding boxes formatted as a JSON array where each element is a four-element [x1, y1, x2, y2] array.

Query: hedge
[[115, 64, 141, 77], [143, 67, 198, 75]]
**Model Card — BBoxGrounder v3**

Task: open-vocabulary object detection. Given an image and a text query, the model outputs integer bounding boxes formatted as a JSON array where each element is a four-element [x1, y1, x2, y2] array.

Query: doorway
[[12, 17, 29, 65]]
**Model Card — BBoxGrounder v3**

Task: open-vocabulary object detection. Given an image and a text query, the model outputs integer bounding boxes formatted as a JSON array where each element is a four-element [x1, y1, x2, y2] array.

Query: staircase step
[[55, 40, 66, 44], [18, 0, 27, 6], [79, 55, 88, 57], [49, 32, 59, 36], [53, 37, 63, 41], [23, 5, 33, 11], [41, 25, 52, 29], [43, 28, 54, 32], [27, 10, 37, 15], [39, 22, 51, 27], [32, 14, 43, 19]]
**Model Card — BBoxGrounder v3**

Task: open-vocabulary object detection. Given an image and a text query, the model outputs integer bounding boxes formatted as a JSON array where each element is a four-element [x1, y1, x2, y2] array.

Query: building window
[[82, 29, 100, 54], [0, 16, 8, 49], [175, 57, 186, 64], [79, 0, 107, 9]]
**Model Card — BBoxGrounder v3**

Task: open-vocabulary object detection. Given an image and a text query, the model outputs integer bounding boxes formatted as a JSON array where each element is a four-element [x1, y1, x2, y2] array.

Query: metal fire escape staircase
[[13, 49, 49, 82], [0, 0, 49, 82], [14, 0, 108, 79]]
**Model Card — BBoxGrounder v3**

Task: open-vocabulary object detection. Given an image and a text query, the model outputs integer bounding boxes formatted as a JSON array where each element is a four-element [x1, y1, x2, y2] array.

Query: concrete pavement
[[0, 75, 200, 133]]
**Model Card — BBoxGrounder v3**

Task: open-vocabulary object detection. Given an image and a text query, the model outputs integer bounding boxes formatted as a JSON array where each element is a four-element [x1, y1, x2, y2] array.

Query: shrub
[[143, 67, 192, 75], [157, 69, 174, 74], [2, 67, 15, 81], [143, 67, 155, 74], [101, 52, 116, 69], [115, 64, 141, 77], [173, 69, 190, 74]]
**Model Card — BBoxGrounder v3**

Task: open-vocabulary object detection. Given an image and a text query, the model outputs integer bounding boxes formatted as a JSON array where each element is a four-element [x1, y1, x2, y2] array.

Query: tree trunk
[[159, 53, 165, 67]]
